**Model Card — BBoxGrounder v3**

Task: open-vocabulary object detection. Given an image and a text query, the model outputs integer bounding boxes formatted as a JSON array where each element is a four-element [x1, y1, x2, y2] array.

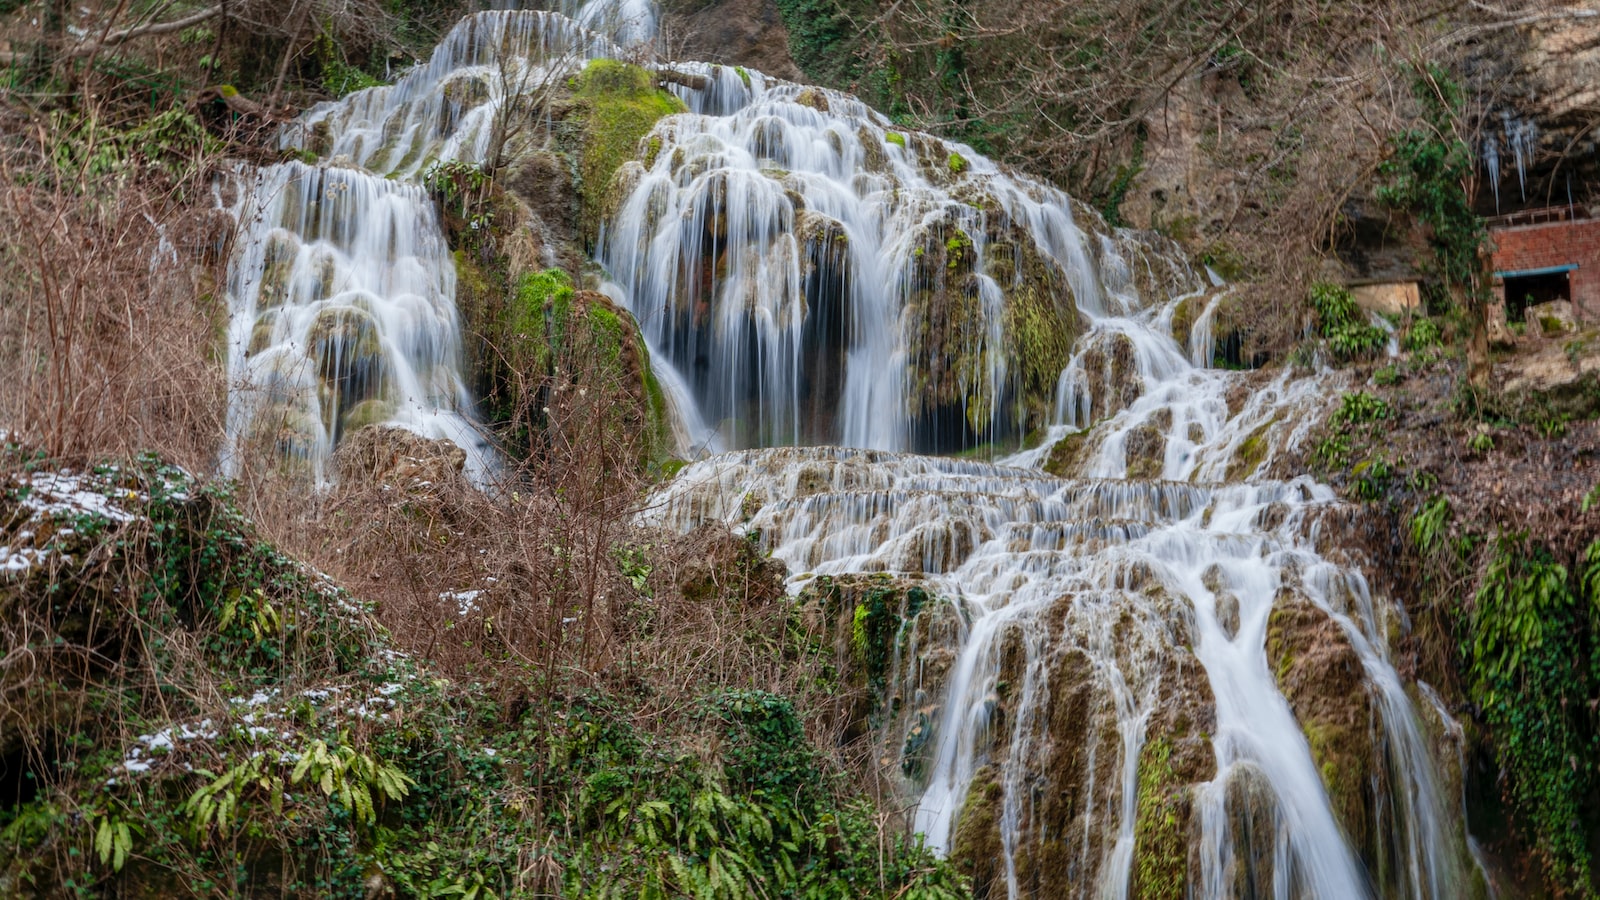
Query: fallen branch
[[655, 69, 709, 92], [0, 5, 225, 65], [84, 4, 224, 53]]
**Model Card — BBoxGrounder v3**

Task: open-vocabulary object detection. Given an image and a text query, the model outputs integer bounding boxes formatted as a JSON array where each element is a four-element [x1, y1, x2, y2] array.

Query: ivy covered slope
[[1293, 278, 1600, 895], [0, 446, 969, 898]]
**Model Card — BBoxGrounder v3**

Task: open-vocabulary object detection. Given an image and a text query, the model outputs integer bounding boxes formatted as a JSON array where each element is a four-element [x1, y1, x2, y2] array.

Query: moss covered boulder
[[490, 268, 672, 468], [900, 213, 1089, 452], [1043, 429, 1092, 479], [1124, 411, 1172, 480], [1225, 418, 1277, 482], [1265, 591, 1388, 878], [570, 59, 687, 245], [958, 592, 1217, 898], [796, 574, 954, 753]]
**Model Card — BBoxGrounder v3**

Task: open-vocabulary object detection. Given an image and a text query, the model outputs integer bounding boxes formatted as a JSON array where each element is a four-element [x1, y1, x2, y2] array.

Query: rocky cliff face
[[662, 0, 801, 79], [1468, 12, 1600, 215]]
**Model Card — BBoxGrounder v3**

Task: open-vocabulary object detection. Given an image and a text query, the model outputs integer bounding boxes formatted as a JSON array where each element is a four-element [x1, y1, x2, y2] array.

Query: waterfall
[[219, 3, 1487, 894], [221, 161, 490, 481], [620, 51, 1483, 900], [596, 74, 1128, 453], [225, 6, 637, 479]]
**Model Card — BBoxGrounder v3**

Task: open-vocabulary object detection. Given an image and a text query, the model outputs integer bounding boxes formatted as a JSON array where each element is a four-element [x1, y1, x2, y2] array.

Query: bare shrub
[[0, 105, 230, 472]]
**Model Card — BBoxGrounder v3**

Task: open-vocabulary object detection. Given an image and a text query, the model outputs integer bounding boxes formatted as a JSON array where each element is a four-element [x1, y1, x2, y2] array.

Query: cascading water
[[596, 70, 1157, 453], [225, 4, 637, 480], [221, 3, 1490, 894], [618, 57, 1486, 900], [222, 162, 488, 481]]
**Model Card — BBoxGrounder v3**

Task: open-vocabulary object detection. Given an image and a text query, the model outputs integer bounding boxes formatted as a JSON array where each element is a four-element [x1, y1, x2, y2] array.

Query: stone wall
[[1490, 217, 1600, 319]]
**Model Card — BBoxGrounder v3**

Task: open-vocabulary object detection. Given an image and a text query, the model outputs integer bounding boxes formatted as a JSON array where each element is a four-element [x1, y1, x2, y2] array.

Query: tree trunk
[[269, 0, 314, 109], [1467, 243, 1494, 391]]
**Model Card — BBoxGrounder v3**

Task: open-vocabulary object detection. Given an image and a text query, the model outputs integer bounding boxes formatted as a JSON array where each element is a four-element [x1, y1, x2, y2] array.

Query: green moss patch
[[571, 59, 686, 246], [1131, 738, 1189, 899], [1226, 419, 1276, 482], [1043, 430, 1091, 478]]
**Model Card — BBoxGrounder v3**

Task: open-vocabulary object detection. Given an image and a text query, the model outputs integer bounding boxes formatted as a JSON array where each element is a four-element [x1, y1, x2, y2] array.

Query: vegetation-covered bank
[[1296, 299, 1600, 896], [0, 8, 967, 894], [0, 441, 970, 897]]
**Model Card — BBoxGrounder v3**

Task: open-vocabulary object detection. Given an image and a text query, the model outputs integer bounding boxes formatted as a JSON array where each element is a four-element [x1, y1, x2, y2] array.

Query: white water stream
[[219, 3, 1487, 895]]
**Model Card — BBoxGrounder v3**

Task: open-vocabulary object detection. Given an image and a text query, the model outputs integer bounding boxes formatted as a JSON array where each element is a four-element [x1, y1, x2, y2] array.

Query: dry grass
[[0, 103, 231, 473]]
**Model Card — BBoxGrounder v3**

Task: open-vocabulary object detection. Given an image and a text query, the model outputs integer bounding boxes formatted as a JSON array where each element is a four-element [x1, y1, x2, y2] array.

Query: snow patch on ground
[[115, 670, 419, 779], [1, 469, 153, 578]]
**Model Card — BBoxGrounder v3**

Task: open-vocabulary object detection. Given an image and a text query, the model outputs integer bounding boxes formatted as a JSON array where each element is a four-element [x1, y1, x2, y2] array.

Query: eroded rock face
[[666, 0, 803, 80], [1495, 331, 1600, 420], [916, 591, 1219, 899], [794, 574, 962, 790]]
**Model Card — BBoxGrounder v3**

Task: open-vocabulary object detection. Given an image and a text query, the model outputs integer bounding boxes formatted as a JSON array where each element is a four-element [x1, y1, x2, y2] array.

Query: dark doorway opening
[[1503, 269, 1572, 322]]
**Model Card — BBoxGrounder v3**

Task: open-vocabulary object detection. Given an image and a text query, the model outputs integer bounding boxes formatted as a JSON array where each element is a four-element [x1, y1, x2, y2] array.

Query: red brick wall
[[1490, 218, 1600, 319]]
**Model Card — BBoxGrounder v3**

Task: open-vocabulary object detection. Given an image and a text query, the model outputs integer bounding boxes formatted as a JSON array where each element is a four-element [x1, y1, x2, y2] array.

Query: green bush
[[1376, 65, 1487, 310], [1403, 317, 1443, 353], [1309, 282, 1386, 361]]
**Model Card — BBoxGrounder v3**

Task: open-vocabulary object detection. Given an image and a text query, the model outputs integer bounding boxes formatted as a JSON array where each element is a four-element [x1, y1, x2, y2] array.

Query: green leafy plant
[[1314, 391, 1393, 474], [1410, 495, 1451, 555], [1403, 317, 1443, 353], [186, 737, 412, 843], [93, 810, 139, 872], [1309, 282, 1386, 361], [1333, 391, 1392, 426], [1466, 536, 1600, 892]]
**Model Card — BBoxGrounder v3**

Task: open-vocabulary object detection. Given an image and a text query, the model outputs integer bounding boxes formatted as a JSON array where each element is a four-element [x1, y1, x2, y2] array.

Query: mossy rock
[[340, 398, 395, 435], [440, 72, 492, 109], [1043, 430, 1091, 479], [247, 310, 281, 356], [999, 239, 1087, 434], [1265, 591, 1388, 877], [491, 268, 671, 469], [951, 764, 1007, 895], [1130, 645, 1216, 899], [571, 59, 687, 246], [902, 213, 1088, 447], [257, 231, 300, 309], [1223, 762, 1281, 896], [794, 573, 953, 782], [306, 305, 388, 431], [856, 125, 889, 174], [1225, 419, 1276, 483], [1074, 334, 1144, 428], [245, 400, 323, 468], [901, 220, 989, 431], [797, 573, 934, 698], [1130, 739, 1190, 899], [794, 88, 830, 112], [1170, 295, 1202, 346], [1124, 423, 1167, 480]]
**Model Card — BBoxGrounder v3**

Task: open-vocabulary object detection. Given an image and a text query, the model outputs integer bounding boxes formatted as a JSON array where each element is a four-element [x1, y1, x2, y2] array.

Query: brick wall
[[1490, 218, 1600, 319]]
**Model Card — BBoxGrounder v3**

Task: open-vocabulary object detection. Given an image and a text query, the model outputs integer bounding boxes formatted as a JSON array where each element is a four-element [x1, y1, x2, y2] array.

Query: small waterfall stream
[[219, 3, 1487, 895], [224, 7, 628, 480]]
